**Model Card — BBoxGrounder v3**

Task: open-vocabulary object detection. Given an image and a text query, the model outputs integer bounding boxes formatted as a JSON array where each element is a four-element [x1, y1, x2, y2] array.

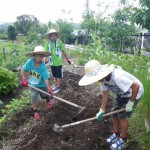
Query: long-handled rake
[[29, 85, 86, 117], [53, 108, 125, 134]]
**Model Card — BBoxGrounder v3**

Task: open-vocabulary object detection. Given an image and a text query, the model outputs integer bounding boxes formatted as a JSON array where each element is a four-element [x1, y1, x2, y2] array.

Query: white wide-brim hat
[[26, 46, 51, 57], [45, 29, 60, 39], [79, 60, 114, 86]]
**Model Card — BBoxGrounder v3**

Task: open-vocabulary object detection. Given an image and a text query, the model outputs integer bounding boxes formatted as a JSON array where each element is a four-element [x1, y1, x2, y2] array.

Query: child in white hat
[[22, 46, 54, 120], [44, 29, 71, 93], [79, 60, 144, 150]]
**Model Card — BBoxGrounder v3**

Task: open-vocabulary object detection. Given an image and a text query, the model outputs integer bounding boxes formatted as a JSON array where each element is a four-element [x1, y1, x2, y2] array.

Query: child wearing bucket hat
[[21, 46, 54, 120], [44, 29, 71, 93], [79, 60, 144, 150]]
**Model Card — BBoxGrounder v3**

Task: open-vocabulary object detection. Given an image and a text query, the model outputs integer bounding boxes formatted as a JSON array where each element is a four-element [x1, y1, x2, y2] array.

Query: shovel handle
[[61, 108, 125, 129], [28, 85, 83, 109]]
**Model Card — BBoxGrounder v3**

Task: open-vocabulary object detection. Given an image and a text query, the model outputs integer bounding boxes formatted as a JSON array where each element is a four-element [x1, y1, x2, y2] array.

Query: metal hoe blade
[[53, 124, 64, 134]]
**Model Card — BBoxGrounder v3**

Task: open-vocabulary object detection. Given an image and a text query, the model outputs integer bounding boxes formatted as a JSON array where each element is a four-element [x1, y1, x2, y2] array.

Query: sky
[[0, 0, 138, 23]]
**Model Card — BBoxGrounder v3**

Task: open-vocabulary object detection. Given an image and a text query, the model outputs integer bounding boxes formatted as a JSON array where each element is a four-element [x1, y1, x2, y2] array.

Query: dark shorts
[[31, 87, 51, 104], [111, 97, 139, 119], [51, 65, 63, 78]]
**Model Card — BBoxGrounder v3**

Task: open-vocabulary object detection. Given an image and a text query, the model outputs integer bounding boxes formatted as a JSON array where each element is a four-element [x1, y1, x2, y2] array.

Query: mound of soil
[[1, 71, 138, 150]]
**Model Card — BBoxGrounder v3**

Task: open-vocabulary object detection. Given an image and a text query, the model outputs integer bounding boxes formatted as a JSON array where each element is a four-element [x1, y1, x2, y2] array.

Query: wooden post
[[3, 48, 7, 62]]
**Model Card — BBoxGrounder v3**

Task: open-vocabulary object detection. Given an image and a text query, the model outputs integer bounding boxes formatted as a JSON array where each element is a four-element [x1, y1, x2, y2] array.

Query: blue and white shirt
[[23, 58, 50, 87]]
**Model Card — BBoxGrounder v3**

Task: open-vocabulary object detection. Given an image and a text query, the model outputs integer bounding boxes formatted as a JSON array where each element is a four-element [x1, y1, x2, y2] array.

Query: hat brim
[[79, 64, 114, 86], [45, 32, 61, 39], [26, 51, 51, 57]]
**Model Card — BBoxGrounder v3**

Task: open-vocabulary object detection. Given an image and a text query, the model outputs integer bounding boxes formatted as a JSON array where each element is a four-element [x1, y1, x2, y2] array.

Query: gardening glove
[[96, 108, 105, 121], [48, 88, 54, 98], [66, 58, 71, 64], [22, 79, 28, 87], [125, 100, 134, 112]]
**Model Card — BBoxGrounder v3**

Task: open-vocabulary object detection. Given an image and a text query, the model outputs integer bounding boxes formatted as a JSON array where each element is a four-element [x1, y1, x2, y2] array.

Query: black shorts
[[51, 66, 63, 78], [111, 97, 139, 119]]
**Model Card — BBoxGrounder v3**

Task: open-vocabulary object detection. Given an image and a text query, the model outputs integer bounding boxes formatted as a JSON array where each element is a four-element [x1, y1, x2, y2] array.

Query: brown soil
[[1, 71, 139, 150]]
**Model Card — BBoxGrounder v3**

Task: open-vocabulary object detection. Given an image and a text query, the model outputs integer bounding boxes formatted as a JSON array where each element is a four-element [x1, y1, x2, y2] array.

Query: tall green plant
[[0, 67, 19, 95]]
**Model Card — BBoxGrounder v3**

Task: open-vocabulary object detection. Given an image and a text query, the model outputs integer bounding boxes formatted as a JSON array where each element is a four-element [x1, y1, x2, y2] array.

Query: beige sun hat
[[79, 60, 115, 86], [45, 29, 60, 39], [26, 46, 51, 57]]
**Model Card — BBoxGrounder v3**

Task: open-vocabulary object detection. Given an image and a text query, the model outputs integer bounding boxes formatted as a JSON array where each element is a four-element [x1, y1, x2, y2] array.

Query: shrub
[[0, 89, 29, 141], [0, 67, 19, 95]]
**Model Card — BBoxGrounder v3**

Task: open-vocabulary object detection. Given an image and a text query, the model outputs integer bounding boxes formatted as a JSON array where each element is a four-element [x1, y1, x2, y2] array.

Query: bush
[[0, 90, 29, 141], [0, 67, 19, 95]]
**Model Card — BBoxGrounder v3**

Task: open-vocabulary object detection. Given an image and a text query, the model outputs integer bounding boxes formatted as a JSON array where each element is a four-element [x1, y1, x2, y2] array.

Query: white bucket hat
[[79, 60, 114, 86], [45, 29, 60, 39], [26, 46, 51, 57]]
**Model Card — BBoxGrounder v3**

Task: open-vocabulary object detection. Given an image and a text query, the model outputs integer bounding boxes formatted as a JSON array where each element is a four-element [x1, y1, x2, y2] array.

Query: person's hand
[[22, 79, 28, 87], [126, 100, 134, 112], [48, 87, 54, 98], [43, 59, 47, 64], [66, 58, 71, 64], [96, 109, 105, 121]]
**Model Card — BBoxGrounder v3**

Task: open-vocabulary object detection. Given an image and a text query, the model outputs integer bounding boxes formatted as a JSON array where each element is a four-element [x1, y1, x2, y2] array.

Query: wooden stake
[[3, 48, 6, 62]]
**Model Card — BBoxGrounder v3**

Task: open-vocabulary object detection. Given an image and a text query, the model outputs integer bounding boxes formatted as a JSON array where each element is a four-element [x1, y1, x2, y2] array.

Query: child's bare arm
[[101, 90, 109, 111], [62, 51, 71, 64], [21, 69, 27, 80], [21, 69, 28, 87], [45, 80, 52, 90], [130, 82, 140, 101], [62, 51, 68, 58]]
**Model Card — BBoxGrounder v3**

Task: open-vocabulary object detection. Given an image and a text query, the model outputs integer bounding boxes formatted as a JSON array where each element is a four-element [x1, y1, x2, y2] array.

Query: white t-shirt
[[101, 68, 144, 100]]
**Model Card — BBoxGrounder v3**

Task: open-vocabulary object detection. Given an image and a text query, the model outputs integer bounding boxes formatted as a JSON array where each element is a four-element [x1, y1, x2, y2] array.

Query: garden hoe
[[29, 85, 86, 117], [53, 108, 125, 134], [71, 61, 84, 73]]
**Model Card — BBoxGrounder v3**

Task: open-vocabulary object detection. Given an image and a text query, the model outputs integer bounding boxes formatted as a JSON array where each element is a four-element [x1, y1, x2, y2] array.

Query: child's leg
[[53, 66, 63, 93], [112, 118, 120, 134], [31, 88, 39, 111], [39, 87, 52, 109], [51, 66, 62, 88], [31, 88, 40, 120], [120, 118, 128, 138], [56, 78, 62, 87], [32, 103, 38, 111], [55, 77, 57, 86], [106, 118, 120, 144]]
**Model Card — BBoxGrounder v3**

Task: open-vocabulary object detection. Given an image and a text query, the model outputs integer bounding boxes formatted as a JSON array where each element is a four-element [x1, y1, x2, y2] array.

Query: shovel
[[28, 85, 86, 116], [53, 108, 125, 134]]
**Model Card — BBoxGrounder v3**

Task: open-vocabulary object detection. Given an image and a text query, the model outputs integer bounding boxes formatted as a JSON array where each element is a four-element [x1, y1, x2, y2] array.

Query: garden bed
[[1, 71, 140, 150]]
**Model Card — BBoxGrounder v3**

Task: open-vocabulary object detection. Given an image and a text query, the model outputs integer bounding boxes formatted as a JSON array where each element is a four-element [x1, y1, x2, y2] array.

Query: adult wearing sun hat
[[79, 60, 144, 150], [21, 46, 54, 120], [44, 29, 72, 94]]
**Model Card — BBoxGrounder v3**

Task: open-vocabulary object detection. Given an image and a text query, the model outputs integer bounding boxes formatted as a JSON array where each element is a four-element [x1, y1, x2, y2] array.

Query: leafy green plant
[[0, 67, 19, 94], [0, 89, 29, 140], [0, 41, 32, 70]]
